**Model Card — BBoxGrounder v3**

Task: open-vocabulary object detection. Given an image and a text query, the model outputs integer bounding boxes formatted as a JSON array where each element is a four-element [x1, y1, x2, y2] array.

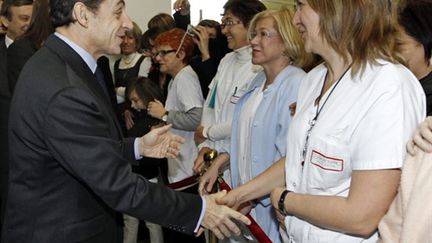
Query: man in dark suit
[[0, 0, 250, 242], [0, 0, 33, 230]]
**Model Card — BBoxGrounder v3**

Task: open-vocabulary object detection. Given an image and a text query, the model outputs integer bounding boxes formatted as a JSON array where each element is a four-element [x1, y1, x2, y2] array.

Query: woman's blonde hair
[[248, 6, 315, 70], [307, 0, 402, 76]]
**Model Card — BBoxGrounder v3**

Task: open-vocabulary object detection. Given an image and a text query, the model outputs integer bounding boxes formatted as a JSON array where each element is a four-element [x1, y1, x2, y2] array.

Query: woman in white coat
[[218, 0, 425, 242], [198, 7, 314, 242]]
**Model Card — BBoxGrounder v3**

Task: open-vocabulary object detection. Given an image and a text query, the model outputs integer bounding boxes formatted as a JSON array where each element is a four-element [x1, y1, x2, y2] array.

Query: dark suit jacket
[[1, 35, 202, 243], [0, 35, 9, 227], [6, 37, 38, 93]]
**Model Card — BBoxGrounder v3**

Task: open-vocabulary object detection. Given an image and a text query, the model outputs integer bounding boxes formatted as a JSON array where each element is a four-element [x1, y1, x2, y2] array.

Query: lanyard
[[301, 65, 352, 163]]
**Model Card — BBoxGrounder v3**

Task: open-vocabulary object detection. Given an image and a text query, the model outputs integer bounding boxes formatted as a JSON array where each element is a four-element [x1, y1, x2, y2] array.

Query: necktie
[[94, 66, 110, 101]]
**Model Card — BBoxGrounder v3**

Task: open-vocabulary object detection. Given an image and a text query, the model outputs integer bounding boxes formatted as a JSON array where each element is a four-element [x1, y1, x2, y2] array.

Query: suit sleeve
[[43, 87, 202, 234]]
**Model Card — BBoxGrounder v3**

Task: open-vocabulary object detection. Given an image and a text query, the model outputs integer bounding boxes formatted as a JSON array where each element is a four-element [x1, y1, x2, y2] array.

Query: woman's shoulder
[[361, 60, 418, 87], [175, 66, 199, 82], [217, 51, 237, 67]]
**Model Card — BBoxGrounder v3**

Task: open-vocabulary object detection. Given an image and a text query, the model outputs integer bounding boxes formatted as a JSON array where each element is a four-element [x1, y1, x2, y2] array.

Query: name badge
[[230, 95, 240, 104], [310, 150, 344, 172], [230, 86, 241, 104]]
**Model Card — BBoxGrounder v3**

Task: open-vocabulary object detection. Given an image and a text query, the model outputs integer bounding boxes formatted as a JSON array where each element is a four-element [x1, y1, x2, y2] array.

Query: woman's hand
[[194, 126, 206, 145], [270, 187, 288, 226], [191, 25, 211, 61], [198, 162, 221, 195], [147, 99, 166, 120], [173, 0, 190, 15], [407, 117, 432, 155], [193, 146, 211, 173], [198, 153, 230, 195], [124, 110, 135, 130]]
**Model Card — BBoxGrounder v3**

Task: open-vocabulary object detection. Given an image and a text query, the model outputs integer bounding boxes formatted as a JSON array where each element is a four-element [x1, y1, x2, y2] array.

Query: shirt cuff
[[194, 196, 207, 233], [202, 126, 209, 139], [134, 138, 143, 160]]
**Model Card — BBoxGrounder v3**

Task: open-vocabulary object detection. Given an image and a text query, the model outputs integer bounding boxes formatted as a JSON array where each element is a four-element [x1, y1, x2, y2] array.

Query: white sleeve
[[138, 57, 152, 77], [350, 69, 425, 170]]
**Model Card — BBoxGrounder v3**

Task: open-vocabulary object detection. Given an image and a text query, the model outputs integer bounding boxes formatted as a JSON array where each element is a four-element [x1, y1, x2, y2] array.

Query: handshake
[[196, 150, 252, 240], [140, 127, 251, 239], [200, 190, 250, 240]]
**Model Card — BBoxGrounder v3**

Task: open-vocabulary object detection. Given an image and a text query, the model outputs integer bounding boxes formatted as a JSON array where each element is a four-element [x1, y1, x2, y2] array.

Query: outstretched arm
[[271, 169, 400, 237], [217, 157, 286, 209]]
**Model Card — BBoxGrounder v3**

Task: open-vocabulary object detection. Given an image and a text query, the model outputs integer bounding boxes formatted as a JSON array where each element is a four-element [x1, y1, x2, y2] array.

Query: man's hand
[[201, 190, 251, 239], [194, 126, 206, 145], [138, 124, 184, 158], [193, 147, 211, 173], [147, 99, 166, 120], [407, 116, 432, 155]]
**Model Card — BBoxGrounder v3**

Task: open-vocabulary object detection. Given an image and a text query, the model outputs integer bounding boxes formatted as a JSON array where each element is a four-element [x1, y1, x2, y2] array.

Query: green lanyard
[[208, 83, 218, 109]]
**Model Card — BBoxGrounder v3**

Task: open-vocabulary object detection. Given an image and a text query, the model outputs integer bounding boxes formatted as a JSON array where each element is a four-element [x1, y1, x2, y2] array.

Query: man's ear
[[1, 16, 9, 29], [71, 2, 89, 27]]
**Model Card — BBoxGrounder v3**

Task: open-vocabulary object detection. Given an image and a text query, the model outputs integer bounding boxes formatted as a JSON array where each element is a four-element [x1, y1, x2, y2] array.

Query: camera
[[186, 24, 196, 37]]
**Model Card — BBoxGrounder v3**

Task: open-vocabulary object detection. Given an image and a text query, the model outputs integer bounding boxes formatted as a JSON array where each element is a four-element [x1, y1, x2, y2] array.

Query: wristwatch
[[161, 111, 169, 122], [278, 189, 291, 215]]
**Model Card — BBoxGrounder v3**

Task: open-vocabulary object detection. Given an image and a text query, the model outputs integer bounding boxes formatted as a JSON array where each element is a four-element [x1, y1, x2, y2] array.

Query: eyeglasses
[[155, 49, 177, 57], [220, 19, 242, 29], [248, 31, 279, 40]]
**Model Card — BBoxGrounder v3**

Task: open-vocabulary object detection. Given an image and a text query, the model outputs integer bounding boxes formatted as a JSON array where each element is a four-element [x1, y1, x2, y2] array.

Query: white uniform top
[[284, 61, 425, 243], [199, 45, 260, 186], [199, 45, 261, 152], [237, 82, 265, 186], [165, 66, 204, 183]]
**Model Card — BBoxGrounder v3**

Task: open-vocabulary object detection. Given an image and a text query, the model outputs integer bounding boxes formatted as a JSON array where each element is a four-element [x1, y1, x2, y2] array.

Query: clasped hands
[[139, 126, 251, 239], [197, 154, 254, 239]]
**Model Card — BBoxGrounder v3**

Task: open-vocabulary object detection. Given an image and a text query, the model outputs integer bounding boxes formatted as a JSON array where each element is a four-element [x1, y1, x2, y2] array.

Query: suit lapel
[[44, 35, 123, 138], [44, 35, 109, 100]]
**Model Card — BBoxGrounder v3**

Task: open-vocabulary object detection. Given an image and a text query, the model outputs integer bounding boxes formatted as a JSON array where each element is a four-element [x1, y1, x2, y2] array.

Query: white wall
[[125, 0, 171, 32], [124, 0, 295, 32], [186, 0, 225, 25]]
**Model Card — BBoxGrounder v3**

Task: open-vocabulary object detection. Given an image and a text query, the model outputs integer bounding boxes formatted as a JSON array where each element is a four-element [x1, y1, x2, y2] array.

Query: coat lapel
[[44, 35, 123, 138]]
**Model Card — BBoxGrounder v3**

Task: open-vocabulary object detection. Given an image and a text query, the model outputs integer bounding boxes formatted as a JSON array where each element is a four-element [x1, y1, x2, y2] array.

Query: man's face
[[2, 4, 33, 40], [0, 1, 6, 34], [87, 0, 132, 58]]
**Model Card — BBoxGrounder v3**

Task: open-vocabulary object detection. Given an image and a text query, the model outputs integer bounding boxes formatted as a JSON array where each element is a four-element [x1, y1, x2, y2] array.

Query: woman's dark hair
[[19, 0, 53, 48], [126, 76, 165, 107], [398, 0, 432, 64], [223, 0, 266, 28], [147, 13, 175, 31], [50, 0, 102, 28], [198, 19, 222, 38]]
